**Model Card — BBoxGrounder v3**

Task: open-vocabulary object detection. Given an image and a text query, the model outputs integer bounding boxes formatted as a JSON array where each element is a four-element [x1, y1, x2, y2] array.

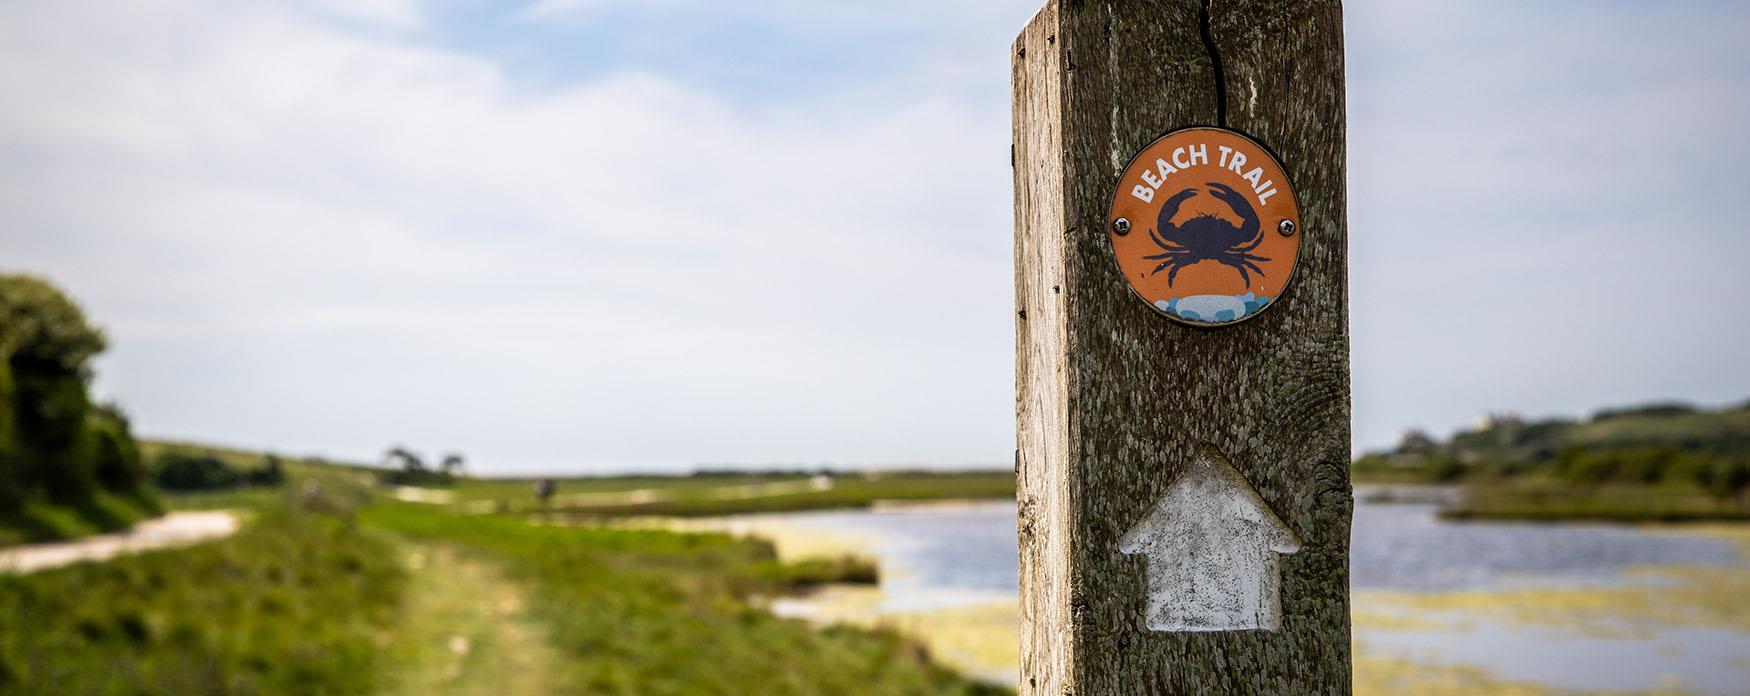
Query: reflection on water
[[772, 504, 1017, 611], [1352, 501, 1740, 590], [1366, 623, 1750, 695], [757, 497, 1750, 695], [771, 500, 1743, 594]]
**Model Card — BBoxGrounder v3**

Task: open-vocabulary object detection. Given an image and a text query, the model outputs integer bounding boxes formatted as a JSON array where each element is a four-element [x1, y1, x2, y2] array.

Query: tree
[[0, 275, 107, 375], [379, 446, 457, 487], [383, 446, 426, 473], [0, 274, 135, 509]]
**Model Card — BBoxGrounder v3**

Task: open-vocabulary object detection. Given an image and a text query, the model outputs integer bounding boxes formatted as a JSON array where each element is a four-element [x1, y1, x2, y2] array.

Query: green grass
[[377, 541, 559, 696], [9, 454, 1004, 695], [1442, 480, 1750, 523], [159, 485, 287, 512], [1566, 406, 1750, 453], [459, 471, 1015, 517], [0, 504, 404, 695], [362, 501, 1007, 695], [453, 474, 761, 501]]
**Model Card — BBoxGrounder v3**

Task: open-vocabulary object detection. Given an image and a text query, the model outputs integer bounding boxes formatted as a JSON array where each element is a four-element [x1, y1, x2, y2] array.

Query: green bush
[[754, 555, 881, 590], [1547, 446, 1748, 494], [151, 451, 284, 492], [10, 371, 96, 505], [1699, 458, 1750, 498], [90, 406, 145, 494], [151, 453, 241, 491], [0, 274, 153, 526], [0, 362, 15, 512]]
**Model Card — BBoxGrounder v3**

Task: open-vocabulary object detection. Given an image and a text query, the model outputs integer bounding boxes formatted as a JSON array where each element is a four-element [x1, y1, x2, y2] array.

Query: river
[[733, 494, 1750, 695]]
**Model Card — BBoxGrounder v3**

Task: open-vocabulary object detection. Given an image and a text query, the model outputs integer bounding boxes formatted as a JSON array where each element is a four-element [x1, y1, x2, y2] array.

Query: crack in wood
[[1197, 0, 1228, 127]]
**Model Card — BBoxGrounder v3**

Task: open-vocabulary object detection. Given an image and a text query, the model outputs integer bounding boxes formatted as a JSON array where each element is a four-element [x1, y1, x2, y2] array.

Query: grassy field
[[1441, 480, 1750, 522], [139, 439, 1015, 519], [0, 501, 403, 694], [455, 470, 1015, 517], [0, 455, 1011, 695], [363, 501, 1003, 695]]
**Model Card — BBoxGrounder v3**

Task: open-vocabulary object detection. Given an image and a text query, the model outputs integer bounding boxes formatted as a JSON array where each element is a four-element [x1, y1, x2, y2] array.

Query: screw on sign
[[1107, 127, 1301, 326]]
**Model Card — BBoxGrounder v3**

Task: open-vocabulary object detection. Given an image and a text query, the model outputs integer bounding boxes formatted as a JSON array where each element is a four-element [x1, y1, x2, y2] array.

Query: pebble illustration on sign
[[1119, 445, 1301, 632], [1107, 127, 1302, 327]]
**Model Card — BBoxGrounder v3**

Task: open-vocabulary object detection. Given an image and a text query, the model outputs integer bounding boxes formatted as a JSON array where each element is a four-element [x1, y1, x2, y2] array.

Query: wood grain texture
[[1013, 1, 1351, 694]]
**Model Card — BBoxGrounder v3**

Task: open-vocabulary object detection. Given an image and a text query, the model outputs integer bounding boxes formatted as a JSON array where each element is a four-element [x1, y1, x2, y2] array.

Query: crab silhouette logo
[[1145, 183, 1269, 287], [1108, 127, 1302, 327]]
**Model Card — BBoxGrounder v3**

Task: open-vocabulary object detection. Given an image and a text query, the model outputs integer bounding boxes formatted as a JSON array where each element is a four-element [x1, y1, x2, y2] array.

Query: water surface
[[760, 497, 1750, 694]]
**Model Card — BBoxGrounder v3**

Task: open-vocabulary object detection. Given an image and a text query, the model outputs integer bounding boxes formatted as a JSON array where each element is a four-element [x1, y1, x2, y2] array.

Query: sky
[[1, 0, 1746, 475]]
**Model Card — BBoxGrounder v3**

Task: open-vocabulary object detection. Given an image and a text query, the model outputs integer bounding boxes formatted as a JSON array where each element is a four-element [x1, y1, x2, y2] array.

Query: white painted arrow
[[1119, 445, 1301, 632]]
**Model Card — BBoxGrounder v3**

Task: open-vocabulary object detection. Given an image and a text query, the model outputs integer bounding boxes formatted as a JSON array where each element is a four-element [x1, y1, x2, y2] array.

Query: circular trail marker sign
[[1107, 127, 1302, 327]]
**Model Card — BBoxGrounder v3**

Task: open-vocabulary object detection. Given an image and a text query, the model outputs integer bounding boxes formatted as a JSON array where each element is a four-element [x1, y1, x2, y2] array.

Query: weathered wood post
[[1013, 1, 1351, 694]]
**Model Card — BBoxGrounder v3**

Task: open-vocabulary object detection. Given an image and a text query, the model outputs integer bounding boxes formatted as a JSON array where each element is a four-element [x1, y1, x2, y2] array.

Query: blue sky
[[1, 0, 1746, 474]]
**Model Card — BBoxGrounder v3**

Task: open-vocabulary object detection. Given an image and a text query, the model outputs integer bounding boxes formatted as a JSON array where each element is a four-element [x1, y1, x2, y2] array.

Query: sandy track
[[0, 510, 239, 574]]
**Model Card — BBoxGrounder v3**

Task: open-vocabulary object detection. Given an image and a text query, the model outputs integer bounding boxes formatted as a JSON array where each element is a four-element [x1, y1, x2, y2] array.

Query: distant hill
[[1365, 400, 1750, 466], [1356, 400, 1750, 520]]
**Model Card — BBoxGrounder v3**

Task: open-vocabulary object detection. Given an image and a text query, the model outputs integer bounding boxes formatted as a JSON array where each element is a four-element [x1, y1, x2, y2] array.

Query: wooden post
[[1013, 1, 1351, 694]]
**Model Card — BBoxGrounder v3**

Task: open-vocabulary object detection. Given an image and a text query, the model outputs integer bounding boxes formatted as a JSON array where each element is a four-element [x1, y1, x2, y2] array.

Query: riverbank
[[1353, 475, 1750, 523], [724, 498, 1750, 694], [1351, 476, 1750, 523], [1436, 481, 1750, 523]]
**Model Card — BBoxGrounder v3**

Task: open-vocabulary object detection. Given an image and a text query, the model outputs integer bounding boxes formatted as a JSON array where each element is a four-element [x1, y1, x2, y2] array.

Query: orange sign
[[1107, 127, 1301, 326]]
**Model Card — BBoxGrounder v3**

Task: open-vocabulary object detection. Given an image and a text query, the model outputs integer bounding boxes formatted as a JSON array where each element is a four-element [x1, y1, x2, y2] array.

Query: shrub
[[150, 452, 285, 492], [1699, 458, 1750, 498], [250, 455, 285, 486], [0, 274, 148, 516], [90, 405, 146, 494], [1425, 456, 1467, 483], [10, 371, 96, 505], [151, 453, 241, 491]]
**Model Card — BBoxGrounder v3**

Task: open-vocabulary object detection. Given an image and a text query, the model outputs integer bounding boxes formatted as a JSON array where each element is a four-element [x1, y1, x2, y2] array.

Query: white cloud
[[1343, 0, 1750, 451], [5, 0, 1746, 472], [513, 0, 668, 22], [0, 0, 1016, 472], [308, 0, 424, 30]]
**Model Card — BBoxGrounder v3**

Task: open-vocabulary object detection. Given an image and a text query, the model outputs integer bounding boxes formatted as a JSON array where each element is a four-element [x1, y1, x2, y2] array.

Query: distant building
[[1476, 412, 1524, 431]]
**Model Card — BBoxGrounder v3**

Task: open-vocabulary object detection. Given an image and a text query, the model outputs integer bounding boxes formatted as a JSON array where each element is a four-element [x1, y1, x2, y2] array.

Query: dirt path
[[0, 510, 239, 574], [380, 543, 561, 696]]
